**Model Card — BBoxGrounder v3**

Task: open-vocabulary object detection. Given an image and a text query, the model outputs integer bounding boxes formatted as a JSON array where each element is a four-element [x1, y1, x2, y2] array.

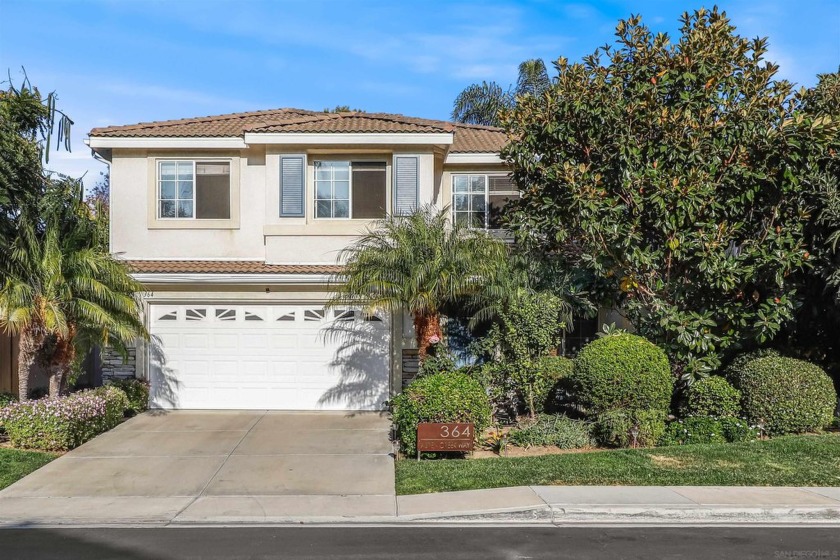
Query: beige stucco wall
[[110, 146, 456, 263], [110, 148, 265, 260]]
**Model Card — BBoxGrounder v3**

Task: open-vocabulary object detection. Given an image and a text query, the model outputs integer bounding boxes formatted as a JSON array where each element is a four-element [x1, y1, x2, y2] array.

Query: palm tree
[[329, 206, 508, 360], [0, 180, 147, 398], [516, 59, 551, 97], [451, 59, 551, 126], [451, 81, 514, 126]]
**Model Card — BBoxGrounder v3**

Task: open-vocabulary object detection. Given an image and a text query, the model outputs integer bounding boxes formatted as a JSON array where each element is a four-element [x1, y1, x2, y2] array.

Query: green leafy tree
[[0, 74, 145, 399], [782, 70, 840, 382], [329, 205, 508, 359], [0, 73, 72, 244], [479, 289, 569, 417], [451, 59, 551, 126], [501, 9, 838, 381]]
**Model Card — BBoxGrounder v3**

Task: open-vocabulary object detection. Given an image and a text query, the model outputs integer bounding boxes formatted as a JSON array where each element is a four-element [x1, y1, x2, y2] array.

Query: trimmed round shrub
[[660, 416, 758, 446], [530, 356, 574, 414], [729, 355, 836, 435], [107, 378, 150, 414], [572, 334, 673, 414], [684, 376, 741, 417], [392, 372, 492, 456], [508, 414, 593, 449], [723, 348, 780, 385], [593, 408, 667, 448]]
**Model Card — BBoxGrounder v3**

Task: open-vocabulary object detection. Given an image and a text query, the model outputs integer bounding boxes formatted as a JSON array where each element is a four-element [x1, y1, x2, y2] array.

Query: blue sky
[[1, 0, 838, 186]]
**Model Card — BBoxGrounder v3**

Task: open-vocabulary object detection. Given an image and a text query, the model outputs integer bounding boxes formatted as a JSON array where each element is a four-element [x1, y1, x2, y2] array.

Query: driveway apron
[[0, 411, 396, 525]]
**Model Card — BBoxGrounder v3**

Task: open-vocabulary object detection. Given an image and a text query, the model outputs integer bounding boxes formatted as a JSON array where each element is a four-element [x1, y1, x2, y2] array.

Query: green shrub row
[[392, 332, 838, 454]]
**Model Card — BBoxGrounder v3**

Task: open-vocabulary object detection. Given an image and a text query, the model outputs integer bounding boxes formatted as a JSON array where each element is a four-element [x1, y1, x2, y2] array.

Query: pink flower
[[428, 334, 441, 344]]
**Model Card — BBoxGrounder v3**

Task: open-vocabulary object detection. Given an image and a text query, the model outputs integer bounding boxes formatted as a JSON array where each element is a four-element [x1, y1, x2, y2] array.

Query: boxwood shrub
[[593, 408, 667, 448], [392, 371, 492, 456], [572, 334, 673, 414], [660, 416, 758, 446], [0, 386, 128, 451], [727, 355, 835, 435], [107, 378, 150, 414], [508, 414, 593, 449], [684, 376, 741, 417]]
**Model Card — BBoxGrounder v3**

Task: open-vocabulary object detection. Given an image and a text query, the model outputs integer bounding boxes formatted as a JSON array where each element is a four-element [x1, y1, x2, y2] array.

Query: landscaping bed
[[395, 433, 840, 495]]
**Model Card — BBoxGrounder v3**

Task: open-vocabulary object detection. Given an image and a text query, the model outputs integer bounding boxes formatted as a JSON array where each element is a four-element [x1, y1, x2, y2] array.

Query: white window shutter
[[393, 156, 418, 216], [280, 155, 305, 217]]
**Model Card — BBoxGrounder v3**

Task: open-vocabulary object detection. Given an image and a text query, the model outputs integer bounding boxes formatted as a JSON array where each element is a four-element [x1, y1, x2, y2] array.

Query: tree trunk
[[48, 367, 62, 398], [414, 311, 443, 361], [48, 333, 76, 397], [17, 327, 43, 401]]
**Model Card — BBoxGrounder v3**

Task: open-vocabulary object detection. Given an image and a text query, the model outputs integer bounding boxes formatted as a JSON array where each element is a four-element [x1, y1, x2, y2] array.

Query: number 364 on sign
[[416, 422, 475, 457]]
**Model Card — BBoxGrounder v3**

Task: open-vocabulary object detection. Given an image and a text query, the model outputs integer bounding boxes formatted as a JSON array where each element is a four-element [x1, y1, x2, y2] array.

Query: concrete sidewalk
[[396, 486, 840, 524], [2, 485, 839, 526]]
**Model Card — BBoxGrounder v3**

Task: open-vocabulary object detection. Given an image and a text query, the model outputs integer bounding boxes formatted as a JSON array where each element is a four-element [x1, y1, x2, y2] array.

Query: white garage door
[[148, 304, 390, 410]]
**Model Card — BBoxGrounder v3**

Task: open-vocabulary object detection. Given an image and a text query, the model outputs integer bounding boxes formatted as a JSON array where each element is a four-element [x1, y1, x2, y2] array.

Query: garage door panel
[[149, 304, 390, 410]]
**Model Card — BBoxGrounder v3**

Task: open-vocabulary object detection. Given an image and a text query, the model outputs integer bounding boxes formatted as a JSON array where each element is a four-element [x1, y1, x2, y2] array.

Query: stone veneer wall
[[401, 349, 419, 389], [100, 346, 137, 382]]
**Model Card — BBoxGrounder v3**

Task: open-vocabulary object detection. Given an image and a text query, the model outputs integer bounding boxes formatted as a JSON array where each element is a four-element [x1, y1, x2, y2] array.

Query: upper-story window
[[452, 174, 520, 230], [158, 160, 231, 219], [314, 160, 386, 219]]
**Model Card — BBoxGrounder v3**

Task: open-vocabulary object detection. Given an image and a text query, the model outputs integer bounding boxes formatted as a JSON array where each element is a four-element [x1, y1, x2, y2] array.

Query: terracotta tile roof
[[90, 109, 507, 153], [246, 113, 453, 134], [449, 124, 508, 154], [89, 108, 322, 138], [126, 260, 342, 275]]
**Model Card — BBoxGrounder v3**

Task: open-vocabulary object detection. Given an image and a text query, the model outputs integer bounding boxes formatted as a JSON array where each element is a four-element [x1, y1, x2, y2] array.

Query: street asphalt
[[0, 526, 838, 559]]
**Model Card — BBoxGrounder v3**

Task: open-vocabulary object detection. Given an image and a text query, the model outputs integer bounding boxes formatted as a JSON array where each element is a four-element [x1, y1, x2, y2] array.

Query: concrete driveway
[[0, 411, 396, 525]]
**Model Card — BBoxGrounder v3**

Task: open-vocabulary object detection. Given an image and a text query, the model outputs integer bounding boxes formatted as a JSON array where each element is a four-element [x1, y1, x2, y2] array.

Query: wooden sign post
[[416, 422, 475, 460]]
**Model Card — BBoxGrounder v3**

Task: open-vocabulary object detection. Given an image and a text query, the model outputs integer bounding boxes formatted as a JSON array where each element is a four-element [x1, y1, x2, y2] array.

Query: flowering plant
[[0, 386, 128, 451]]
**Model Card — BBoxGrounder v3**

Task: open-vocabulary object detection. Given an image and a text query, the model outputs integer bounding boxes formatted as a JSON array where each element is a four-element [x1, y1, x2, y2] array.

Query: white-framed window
[[452, 174, 519, 230], [158, 160, 231, 219], [314, 160, 386, 219]]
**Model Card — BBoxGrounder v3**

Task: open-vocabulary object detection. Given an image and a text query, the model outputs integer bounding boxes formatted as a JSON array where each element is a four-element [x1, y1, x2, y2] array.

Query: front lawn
[[395, 434, 840, 495], [0, 447, 58, 490]]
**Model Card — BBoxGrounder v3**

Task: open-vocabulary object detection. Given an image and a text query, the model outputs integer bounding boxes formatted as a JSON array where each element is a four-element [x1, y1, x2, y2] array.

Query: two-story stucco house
[[86, 109, 517, 412]]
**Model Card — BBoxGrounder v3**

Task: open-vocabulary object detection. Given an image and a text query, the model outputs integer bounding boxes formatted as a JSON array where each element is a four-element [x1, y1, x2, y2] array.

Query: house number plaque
[[416, 422, 475, 459]]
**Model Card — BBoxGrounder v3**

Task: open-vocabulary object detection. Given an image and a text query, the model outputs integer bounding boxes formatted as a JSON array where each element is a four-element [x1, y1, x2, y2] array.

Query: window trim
[[148, 155, 240, 230], [312, 159, 387, 221], [157, 159, 232, 220], [451, 173, 518, 230]]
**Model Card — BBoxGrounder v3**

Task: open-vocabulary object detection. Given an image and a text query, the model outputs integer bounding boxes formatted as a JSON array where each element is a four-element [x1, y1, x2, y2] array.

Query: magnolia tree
[[501, 9, 839, 380]]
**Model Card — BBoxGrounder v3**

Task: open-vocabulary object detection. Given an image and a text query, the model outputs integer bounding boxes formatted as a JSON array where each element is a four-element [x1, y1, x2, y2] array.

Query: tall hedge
[[726, 355, 835, 434], [572, 333, 673, 414]]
